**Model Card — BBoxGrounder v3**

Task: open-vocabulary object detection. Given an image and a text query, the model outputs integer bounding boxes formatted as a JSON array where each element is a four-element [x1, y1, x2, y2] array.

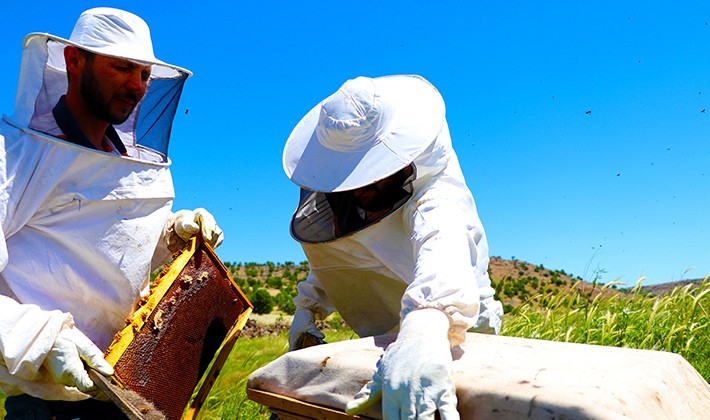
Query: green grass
[[194, 334, 284, 419], [500, 278, 710, 381], [195, 328, 357, 420], [1, 279, 708, 419]]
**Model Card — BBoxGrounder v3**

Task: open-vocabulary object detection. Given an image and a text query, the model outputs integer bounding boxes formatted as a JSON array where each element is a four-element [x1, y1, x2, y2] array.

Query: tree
[[250, 288, 274, 315]]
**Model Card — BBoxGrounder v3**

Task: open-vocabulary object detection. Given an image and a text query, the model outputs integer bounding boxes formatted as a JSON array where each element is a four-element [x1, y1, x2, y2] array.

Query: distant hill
[[486, 257, 626, 312], [225, 256, 634, 315], [641, 278, 707, 296]]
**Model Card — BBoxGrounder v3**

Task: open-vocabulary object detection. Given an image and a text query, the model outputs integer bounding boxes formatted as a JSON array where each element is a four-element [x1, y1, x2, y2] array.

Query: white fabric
[[249, 333, 710, 419], [0, 9, 186, 400], [346, 309, 458, 420], [283, 75, 445, 192], [293, 121, 502, 346]]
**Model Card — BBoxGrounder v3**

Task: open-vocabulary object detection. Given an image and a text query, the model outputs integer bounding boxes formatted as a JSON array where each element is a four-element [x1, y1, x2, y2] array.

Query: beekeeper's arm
[[0, 156, 113, 399], [288, 269, 336, 350], [347, 193, 482, 419], [0, 231, 113, 399], [0, 297, 114, 396]]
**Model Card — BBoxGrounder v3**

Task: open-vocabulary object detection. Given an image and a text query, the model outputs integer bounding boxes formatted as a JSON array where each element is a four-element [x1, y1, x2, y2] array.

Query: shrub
[[250, 288, 274, 315], [275, 291, 296, 315], [265, 276, 283, 289]]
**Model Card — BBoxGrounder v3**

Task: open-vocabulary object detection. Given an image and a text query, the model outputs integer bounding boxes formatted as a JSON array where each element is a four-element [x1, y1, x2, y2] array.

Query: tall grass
[[501, 277, 710, 381], [1, 280, 707, 419]]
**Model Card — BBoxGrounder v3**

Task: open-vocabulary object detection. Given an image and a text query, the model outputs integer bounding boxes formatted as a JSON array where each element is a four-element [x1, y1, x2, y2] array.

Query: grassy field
[[504, 279, 710, 379], [1, 279, 708, 419], [197, 279, 709, 419], [195, 329, 358, 420]]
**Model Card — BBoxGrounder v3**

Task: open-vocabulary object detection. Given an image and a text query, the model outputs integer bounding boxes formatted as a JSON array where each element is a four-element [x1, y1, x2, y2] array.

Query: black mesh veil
[[290, 164, 416, 243]]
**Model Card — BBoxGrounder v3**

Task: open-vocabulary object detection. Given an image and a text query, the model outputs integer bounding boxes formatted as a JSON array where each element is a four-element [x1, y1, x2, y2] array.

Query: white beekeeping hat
[[283, 75, 445, 192]]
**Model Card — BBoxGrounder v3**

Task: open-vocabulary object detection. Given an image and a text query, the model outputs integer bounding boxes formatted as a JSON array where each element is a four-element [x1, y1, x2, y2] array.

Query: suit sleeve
[[401, 190, 487, 346]]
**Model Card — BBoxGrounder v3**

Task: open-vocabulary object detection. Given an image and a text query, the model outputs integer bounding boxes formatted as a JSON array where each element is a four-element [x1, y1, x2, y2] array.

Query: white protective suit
[[0, 23, 191, 399], [286, 76, 503, 345]]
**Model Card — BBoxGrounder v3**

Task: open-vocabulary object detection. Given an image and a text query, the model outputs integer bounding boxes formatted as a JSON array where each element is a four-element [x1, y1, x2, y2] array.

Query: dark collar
[[52, 95, 127, 154]]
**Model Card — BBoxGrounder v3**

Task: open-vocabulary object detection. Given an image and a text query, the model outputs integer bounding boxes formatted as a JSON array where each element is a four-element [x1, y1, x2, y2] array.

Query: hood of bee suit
[[6, 7, 191, 161]]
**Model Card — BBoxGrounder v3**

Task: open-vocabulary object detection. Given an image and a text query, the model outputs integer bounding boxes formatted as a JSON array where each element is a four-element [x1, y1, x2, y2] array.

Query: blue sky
[[1, 1, 709, 286]]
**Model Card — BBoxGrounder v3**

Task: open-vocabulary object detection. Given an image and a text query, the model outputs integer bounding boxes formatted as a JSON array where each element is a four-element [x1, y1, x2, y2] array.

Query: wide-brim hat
[[283, 74, 445, 192], [34, 7, 189, 76]]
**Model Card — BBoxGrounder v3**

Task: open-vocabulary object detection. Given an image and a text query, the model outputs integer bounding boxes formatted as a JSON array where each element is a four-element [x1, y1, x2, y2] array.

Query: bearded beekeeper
[[283, 74, 504, 419], [0, 7, 223, 418]]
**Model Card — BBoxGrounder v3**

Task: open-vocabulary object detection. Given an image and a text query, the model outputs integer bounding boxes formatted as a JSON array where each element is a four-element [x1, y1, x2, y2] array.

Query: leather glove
[[345, 308, 459, 420], [43, 326, 114, 393], [167, 208, 224, 252], [288, 308, 325, 351]]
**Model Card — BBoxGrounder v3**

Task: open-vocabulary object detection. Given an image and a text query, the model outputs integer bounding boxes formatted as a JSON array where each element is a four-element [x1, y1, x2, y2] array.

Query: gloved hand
[[288, 308, 325, 351], [167, 208, 224, 252], [43, 326, 114, 393], [345, 308, 459, 420]]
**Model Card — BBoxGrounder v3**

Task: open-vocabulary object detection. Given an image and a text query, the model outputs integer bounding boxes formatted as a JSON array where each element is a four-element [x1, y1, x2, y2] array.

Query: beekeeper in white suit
[[283, 74, 503, 419], [0, 7, 223, 418]]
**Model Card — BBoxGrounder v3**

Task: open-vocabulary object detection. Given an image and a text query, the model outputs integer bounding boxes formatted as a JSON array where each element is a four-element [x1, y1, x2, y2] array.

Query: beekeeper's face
[[350, 164, 415, 212], [77, 49, 151, 124]]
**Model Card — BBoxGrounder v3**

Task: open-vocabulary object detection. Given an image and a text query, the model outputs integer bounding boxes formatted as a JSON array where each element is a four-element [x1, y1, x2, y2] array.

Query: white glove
[[43, 326, 114, 393], [345, 308, 459, 420], [288, 308, 325, 351], [168, 208, 224, 251]]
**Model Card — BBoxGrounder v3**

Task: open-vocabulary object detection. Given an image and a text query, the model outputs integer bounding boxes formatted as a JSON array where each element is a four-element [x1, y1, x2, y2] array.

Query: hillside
[[641, 278, 707, 296], [486, 257, 623, 311], [224, 256, 636, 316]]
